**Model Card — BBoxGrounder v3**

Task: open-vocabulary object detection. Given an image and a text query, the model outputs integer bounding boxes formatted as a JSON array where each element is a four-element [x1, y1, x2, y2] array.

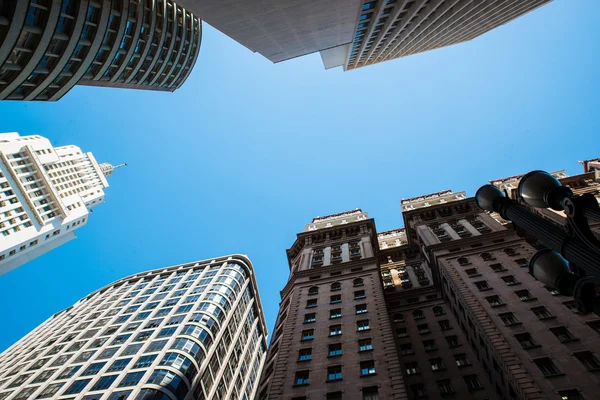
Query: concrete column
[[441, 222, 461, 240], [416, 225, 439, 246], [341, 243, 349, 262], [476, 213, 506, 232], [459, 219, 481, 236], [362, 235, 374, 258], [323, 247, 331, 266]]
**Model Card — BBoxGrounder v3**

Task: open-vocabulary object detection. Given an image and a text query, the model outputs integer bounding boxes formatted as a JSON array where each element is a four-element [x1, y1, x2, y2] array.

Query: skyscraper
[[0, 255, 268, 400], [0, 132, 120, 275], [258, 159, 600, 400], [0, 0, 201, 101], [180, 0, 551, 70]]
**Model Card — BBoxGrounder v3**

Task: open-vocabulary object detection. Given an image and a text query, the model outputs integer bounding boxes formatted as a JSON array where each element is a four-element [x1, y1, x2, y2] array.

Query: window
[[446, 335, 460, 347], [486, 295, 504, 307], [439, 320, 452, 331], [353, 278, 364, 287], [432, 306, 445, 316], [574, 351, 600, 370], [454, 353, 471, 367], [411, 383, 427, 399], [360, 360, 376, 376], [417, 339, 435, 353], [330, 325, 342, 336], [490, 263, 506, 272], [480, 252, 494, 261], [107, 358, 132, 372], [298, 348, 312, 361], [331, 282, 341, 291], [91, 375, 118, 391], [327, 365, 342, 381], [133, 354, 157, 369], [405, 362, 420, 375], [356, 304, 367, 314], [465, 268, 480, 277], [550, 326, 577, 343], [301, 329, 314, 341], [515, 258, 529, 268], [354, 290, 366, 300], [502, 275, 519, 285], [35, 383, 64, 399], [359, 339, 372, 352], [464, 375, 483, 391], [308, 286, 319, 295], [122, 344, 142, 356], [118, 371, 146, 387], [515, 290, 535, 301], [64, 379, 91, 394], [418, 324, 430, 334], [499, 312, 519, 326], [362, 386, 379, 400], [306, 299, 317, 308], [145, 340, 167, 353], [81, 362, 106, 376], [393, 313, 404, 323], [438, 379, 455, 395], [559, 389, 584, 400], [396, 328, 408, 338], [534, 357, 561, 376], [430, 358, 445, 371], [475, 280, 490, 291], [328, 343, 342, 357], [532, 306, 553, 320], [304, 313, 316, 323], [330, 309, 342, 319], [515, 333, 538, 349], [400, 344, 414, 355], [330, 295, 342, 304], [457, 257, 470, 266], [412, 310, 424, 320], [294, 370, 309, 386], [357, 320, 370, 331]]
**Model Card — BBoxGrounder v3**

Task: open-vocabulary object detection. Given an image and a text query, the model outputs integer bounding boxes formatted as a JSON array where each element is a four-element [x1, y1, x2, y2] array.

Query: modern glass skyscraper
[[0, 0, 202, 101], [0, 132, 121, 276], [0, 255, 268, 400]]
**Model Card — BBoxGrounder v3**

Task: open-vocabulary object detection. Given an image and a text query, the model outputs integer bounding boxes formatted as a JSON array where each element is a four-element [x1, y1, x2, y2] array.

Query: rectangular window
[[304, 313, 316, 323], [463, 375, 483, 391], [465, 268, 480, 277], [445, 335, 460, 347], [515, 290, 535, 301], [330, 295, 342, 304], [118, 371, 146, 387], [301, 329, 314, 341], [405, 362, 419, 375], [362, 386, 379, 400], [306, 299, 317, 308], [357, 320, 370, 331], [574, 351, 600, 370], [355, 304, 367, 314], [327, 365, 342, 381], [330, 309, 342, 319], [429, 358, 445, 371], [550, 326, 576, 343], [329, 343, 342, 357], [64, 379, 91, 394], [81, 362, 106, 376], [106, 358, 132, 372], [396, 328, 408, 338], [454, 354, 471, 367], [329, 325, 342, 336], [354, 290, 366, 300], [298, 348, 312, 361], [360, 360, 376, 376], [490, 263, 506, 272], [502, 275, 519, 285], [294, 370, 309, 386], [418, 324, 430, 334], [475, 280, 490, 291], [133, 354, 157, 369], [515, 333, 538, 349], [486, 295, 504, 307], [534, 357, 561, 376], [411, 383, 427, 399], [423, 340, 436, 352], [438, 379, 455, 395], [90, 375, 118, 391], [400, 344, 413, 355], [439, 320, 452, 331], [499, 312, 519, 326], [359, 339, 372, 352], [532, 306, 553, 320]]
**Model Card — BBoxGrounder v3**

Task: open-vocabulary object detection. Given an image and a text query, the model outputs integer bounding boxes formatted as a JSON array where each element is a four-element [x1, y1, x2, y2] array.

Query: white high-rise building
[[0, 255, 268, 400], [0, 132, 122, 275]]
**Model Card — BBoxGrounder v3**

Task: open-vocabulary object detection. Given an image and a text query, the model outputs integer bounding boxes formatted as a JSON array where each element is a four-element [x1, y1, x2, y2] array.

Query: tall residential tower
[[0, 0, 201, 101], [0, 132, 120, 275], [180, 0, 551, 70], [0, 255, 268, 400]]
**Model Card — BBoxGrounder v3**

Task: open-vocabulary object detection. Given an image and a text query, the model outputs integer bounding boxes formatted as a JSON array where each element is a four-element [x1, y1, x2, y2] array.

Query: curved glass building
[[0, 0, 202, 101], [0, 255, 268, 400]]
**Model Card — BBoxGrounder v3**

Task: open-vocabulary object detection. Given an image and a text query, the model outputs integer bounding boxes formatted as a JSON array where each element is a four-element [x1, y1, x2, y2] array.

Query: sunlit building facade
[[0, 132, 121, 276], [0, 0, 201, 101], [0, 255, 268, 400]]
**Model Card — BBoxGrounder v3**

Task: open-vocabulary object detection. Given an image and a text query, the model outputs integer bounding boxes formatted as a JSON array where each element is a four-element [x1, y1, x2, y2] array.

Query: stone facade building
[[258, 160, 600, 400]]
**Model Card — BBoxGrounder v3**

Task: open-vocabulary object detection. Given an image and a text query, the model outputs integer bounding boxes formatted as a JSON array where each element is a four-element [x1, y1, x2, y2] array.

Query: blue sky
[[0, 0, 598, 352]]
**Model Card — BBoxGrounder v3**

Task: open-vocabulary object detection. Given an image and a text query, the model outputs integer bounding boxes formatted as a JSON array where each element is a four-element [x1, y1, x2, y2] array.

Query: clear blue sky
[[0, 0, 598, 352]]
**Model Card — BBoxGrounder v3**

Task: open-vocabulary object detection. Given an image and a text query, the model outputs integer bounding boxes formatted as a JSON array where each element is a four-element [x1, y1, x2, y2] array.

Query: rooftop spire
[[99, 162, 127, 177]]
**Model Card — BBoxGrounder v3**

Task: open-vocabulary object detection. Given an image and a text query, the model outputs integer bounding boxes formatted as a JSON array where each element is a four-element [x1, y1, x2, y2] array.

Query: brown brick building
[[257, 159, 600, 400]]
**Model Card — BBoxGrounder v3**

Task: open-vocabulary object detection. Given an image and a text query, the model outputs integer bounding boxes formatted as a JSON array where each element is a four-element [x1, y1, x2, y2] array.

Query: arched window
[[308, 286, 318, 295], [480, 252, 493, 261], [503, 247, 517, 256], [353, 278, 364, 287], [457, 257, 469, 266], [331, 282, 341, 292], [393, 313, 404, 323], [432, 306, 445, 316], [413, 310, 424, 320]]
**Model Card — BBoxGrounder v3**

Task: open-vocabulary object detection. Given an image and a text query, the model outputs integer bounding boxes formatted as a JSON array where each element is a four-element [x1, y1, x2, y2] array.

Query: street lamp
[[475, 172, 600, 314]]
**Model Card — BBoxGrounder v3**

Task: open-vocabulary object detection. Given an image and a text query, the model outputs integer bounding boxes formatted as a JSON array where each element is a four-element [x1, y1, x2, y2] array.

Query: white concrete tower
[[0, 132, 120, 275]]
